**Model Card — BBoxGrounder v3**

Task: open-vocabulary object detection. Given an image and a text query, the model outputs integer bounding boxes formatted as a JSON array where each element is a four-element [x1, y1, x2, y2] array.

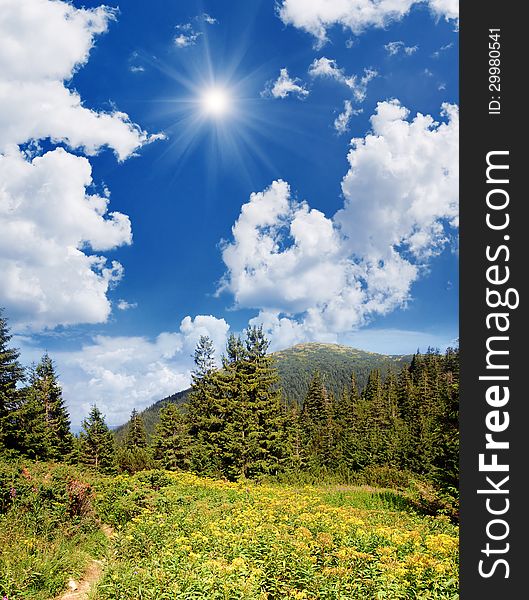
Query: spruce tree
[[301, 372, 339, 470], [186, 336, 224, 474], [30, 353, 73, 460], [78, 405, 116, 473], [15, 364, 47, 459], [125, 408, 147, 449], [214, 327, 285, 480], [242, 326, 285, 478], [118, 408, 151, 473], [0, 309, 25, 451], [153, 403, 190, 470], [431, 347, 459, 494], [337, 374, 360, 470]]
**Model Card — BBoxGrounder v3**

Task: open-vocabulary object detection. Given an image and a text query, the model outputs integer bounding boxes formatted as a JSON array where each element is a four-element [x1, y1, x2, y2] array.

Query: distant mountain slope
[[273, 343, 410, 405], [114, 343, 411, 442]]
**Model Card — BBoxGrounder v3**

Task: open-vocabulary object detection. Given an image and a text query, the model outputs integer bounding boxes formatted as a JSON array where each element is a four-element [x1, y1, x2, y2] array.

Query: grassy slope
[[115, 343, 411, 442]]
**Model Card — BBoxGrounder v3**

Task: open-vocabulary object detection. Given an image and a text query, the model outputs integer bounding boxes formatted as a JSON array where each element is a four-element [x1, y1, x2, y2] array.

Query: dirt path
[[56, 525, 113, 600]]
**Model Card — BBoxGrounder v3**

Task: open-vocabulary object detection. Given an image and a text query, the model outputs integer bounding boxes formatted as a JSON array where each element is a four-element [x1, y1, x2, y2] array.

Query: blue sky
[[0, 0, 459, 426]]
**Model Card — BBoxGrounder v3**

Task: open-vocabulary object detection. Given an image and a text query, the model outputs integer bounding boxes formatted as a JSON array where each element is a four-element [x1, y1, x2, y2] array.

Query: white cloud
[[0, 0, 156, 161], [428, 0, 459, 22], [0, 148, 131, 330], [334, 100, 362, 134], [202, 13, 217, 25], [432, 42, 454, 58], [173, 12, 217, 48], [262, 68, 309, 99], [117, 300, 138, 311], [384, 41, 418, 56], [309, 58, 377, 102], [220, 101, 458, 346], [0, 0, 162, 331], [18, 315, 230, 428], [278, 0, 459, 47], [174, 32, 201, 47]]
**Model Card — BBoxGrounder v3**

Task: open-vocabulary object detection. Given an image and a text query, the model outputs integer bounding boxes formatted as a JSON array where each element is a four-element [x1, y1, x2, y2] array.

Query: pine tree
[[430, 347, 459, 494], [186, 336, 224, 475], [153, 403, 190, 470], [301, 372, 339, 470], [0, 309, 25, 451], [125, 408, 147, 449], [78, 406, 116, 473], [117, 408, 151, 473], [213, 327, 285, 480], [16, 370, 47, 460], [282, 399, 305, 472], [30, 353, 73, 460], [242, 326, 285, 478]]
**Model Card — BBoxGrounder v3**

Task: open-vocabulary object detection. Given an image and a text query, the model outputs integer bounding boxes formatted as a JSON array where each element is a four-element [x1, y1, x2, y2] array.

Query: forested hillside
[[115, 342, 411, 441]]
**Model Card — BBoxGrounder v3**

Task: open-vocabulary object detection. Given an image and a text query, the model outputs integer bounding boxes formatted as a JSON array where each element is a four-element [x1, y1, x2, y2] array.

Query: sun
[[201, 87, 230, 116]]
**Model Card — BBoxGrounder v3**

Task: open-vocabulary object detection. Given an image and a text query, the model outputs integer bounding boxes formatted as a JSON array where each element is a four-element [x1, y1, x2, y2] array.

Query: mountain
[[273, 343, 410, 404], [114, 342, 411, 443]]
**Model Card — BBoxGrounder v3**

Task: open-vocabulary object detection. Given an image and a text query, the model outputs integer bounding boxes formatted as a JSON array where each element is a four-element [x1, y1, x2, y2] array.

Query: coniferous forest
[[0, 307, 460, 598], [1, 307, 458, 500]]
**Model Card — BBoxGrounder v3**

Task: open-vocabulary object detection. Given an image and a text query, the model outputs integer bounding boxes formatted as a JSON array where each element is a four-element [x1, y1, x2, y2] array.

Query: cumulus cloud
[[384, 41, 418, 56], [334, 100, 362, 134], [0, 0, 156, 160], [0, 148, 131, 330], [19, 315, 230, 428], [309, 58, 377, 102], [278, 0, 459, 46], [220, 101, 458, 347], [262, 68, 309, 99], [0, 0, 162, 331]]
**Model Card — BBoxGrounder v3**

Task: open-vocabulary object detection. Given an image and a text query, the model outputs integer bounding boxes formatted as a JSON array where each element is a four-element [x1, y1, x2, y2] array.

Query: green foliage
[[25, 354, 74, 461], [78, 406, 117, 474], [124, 408, 148, 450], [185, 327, 286, 480], [0, 309, 26, 452], [153, 403, 191, 470], [0, 461, 106, 600]]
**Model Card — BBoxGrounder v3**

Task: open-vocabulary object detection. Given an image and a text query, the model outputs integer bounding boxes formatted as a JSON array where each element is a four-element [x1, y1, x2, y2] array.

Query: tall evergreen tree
[[336, 374, 360, 470], [78, 405, 116, 473], [16, 366, 47, 459], [117, 408, 151, 473], [430, 347, 459, 494], [153, 403, 191, 470], [0, 309, 25, 451], [186, 336, 224, 475], [213, 327, 285, 480], [125, 408, 147, 449], [30, 353, 73, 460], [301, 372, 339, 469]]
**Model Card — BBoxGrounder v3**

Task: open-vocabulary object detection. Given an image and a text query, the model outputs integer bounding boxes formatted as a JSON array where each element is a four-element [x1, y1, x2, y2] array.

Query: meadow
[[1, 463, 458, 600]]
